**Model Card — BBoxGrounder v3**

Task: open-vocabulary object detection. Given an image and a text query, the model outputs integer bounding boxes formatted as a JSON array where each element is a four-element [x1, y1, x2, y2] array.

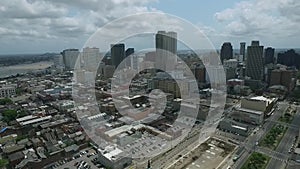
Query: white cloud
[[214, 0, 300, 47], [0, 0, 159, 53]]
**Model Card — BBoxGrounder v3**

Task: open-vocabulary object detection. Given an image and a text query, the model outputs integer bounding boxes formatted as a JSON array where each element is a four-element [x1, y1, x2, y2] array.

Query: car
[[83, 163, 89, 168]]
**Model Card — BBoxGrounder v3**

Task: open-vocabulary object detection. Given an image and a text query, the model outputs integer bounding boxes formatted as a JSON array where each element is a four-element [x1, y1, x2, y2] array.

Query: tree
[[0, 159, 8, 168], [2, 109, 18, 122], [0, 98, 13, 105], [297, 71, 300, 79]]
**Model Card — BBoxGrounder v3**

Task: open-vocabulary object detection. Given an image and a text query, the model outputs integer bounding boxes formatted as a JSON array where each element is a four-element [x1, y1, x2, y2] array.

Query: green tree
[[15, 88, 23, 95], [0, 159, 8, 168], [2, 109, 18, 122], [297, 71, 300, 79], [0, 98, 13, 105]]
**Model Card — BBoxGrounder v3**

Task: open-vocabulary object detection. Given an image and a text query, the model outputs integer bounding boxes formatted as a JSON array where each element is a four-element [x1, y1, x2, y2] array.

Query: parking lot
[[168, 138, 236, 169], [44, 148, 103, 169], [185, 143, 225, 169]]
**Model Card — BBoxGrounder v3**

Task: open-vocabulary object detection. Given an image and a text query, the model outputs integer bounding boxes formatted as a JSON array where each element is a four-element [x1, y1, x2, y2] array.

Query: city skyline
[[0, 0, 300, 54], [1, 1, 300, 169]]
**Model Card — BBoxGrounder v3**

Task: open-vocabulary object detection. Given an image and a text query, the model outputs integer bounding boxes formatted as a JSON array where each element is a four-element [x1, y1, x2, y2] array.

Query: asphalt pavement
[[232, 102, 288, 169]]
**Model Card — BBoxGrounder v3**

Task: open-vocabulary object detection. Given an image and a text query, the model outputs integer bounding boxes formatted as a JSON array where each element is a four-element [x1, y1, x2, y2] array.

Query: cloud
[[214, 0, 300, 41], [0, 0, 159, 53]]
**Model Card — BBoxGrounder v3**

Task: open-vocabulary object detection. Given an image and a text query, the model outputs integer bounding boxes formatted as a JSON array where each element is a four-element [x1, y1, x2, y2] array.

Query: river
[[0, 61, 54, 78]]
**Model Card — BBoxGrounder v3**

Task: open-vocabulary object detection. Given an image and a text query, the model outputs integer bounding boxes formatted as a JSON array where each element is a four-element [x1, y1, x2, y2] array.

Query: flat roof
[[105, 125, 132, 138], [87, 113, 106, 120], [101, 146, 123, 161], [40, 118, 69, 128], [232, 125, 247, 131], [16, 115, 38, 122], [181, 103, 197, 109], [239, 108, 264, 115], [250, 96, 276, 103], [20, 116, 52, 126]]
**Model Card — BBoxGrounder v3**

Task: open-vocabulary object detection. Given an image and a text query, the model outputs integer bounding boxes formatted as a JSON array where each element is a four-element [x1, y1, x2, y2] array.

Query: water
[[0, 61, 53, 78]]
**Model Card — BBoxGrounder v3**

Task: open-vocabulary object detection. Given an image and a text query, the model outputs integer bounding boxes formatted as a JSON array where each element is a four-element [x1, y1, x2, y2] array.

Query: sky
[[0, 0, 299, 54]]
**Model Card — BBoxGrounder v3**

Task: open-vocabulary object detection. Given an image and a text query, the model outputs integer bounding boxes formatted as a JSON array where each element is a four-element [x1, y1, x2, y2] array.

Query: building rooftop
[[100, 145, 124, 161], [250, 96, 275, 103], [232, 125, 247, 131], [19, 116, 52, 126], [39, 118, 69, 129], [7, 151, 24, 161], [239, 108, 264, 115], [16, 115, 37, 123]]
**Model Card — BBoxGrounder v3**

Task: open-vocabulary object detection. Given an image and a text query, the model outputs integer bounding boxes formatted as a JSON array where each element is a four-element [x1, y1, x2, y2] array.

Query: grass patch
[[259, 124, 287, 150], [278, 106, 296, 124], [241, 152, 270, 169]]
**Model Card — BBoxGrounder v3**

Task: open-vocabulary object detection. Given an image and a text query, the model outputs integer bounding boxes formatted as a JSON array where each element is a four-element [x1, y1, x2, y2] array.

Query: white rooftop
[[239, 108, 264, 115], [20, 116, 52, 126], [16, 115, 37, 122], [102, 146, 123, 161], [250, 96, 275, 103]]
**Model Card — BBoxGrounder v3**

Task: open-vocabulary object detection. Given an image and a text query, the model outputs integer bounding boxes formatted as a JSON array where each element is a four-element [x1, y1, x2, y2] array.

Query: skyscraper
[[111, 44, 125, 68], [125, 48, 134, 67], [81, 47, 101, 71], [246, 41, 264, 80], [62, 49, 80, 70], [220, 42, 233, 63], [277, 49, 300, 69], [240, 42, 246, 61], [264, 47, 275, 65], [155, 31, 177, 71]]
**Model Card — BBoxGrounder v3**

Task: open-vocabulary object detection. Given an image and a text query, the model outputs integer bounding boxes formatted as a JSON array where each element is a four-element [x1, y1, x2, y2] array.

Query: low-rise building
[[0, 85, 16, 98], [98, 145, 132, 169], [232, 108, 264, 125], [229, 96, 277, 125], [218, 118, 250, 137], [241, 96, 277, 116], [16, 115, 52, 127]]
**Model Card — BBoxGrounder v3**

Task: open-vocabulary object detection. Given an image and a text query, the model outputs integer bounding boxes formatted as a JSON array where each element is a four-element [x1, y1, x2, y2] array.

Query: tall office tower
[[53, 54, 64, 69], [62, 49, 80, 70], [240, 42, 246, 61], [155, 31, 177, 71], [125, 48, 134, 67], [277, 49, 300, 69], [81, 47, 101, 71], [246, 41, 264, 80], [111, 44, 125, 68], [264, 47, 275, 65], [145, 51, 156, 62], [220, 42, 233, 64]]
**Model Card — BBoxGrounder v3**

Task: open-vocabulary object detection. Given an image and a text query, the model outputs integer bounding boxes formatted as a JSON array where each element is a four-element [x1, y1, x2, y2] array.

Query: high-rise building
[[264, 47, 275, 65], [220, 42, 233, 63], [125, 48, 134, 57], [270, 68, 297, 91], [53, 54, 64, 69], [81, 47, 101, 71], [145, 51, 156, 62], [111, 44, 125, 68], [224, 59, 238, 80], [155, 31, 177, 71], [125, 48, 134, 67], [277, 49, 300, 69], [192, 66, 206, 83], [62, 49, 80, 70], [240, 42, 246, 61], [246, 41, 264, 80]]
